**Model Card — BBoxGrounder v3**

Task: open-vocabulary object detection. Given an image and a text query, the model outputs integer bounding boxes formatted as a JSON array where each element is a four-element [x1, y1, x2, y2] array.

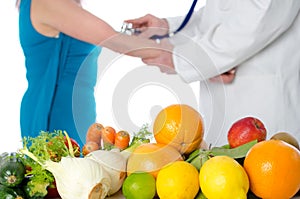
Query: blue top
[[19, 0, 101, 147]]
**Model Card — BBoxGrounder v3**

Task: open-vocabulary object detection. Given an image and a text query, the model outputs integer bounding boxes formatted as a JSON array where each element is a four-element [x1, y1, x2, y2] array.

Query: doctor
[[127, 0, 300, 145]]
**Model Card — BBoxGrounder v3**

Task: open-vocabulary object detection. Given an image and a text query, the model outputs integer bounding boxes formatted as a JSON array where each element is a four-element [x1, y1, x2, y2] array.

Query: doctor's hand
[[141, 39, 176, 74], [209, 68, 236, 84], [125, 14, 169, 38]]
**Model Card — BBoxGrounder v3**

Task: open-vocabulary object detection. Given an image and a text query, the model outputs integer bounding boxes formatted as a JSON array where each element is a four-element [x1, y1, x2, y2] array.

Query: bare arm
[[32, 0, 162, 58]]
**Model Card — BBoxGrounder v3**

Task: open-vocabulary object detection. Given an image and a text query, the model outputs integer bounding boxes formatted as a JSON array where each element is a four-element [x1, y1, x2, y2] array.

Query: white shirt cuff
[[173, 40, 217, 83]]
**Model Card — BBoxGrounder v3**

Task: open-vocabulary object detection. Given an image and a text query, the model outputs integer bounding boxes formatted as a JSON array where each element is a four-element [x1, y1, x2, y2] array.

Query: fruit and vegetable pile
[[1, 104, 300, 199]]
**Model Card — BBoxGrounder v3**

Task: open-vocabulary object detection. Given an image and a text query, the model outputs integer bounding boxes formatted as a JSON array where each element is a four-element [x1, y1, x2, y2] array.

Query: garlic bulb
[[87, 149, 127, 196], [45, 157, 111, 199]]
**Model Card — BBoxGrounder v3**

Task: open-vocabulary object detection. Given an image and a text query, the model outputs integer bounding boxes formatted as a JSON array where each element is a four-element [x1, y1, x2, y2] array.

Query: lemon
[[199, 156, 249, 199], [156, 161, 199, 199], [122, 172, 156, 199]]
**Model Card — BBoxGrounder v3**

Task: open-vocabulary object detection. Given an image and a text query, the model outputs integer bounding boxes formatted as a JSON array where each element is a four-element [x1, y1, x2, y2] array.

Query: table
[[107, 190, 300, 199], [52, 190, 300, 199]]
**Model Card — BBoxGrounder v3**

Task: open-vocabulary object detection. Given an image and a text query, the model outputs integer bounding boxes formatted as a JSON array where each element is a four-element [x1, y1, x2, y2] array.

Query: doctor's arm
[[167, 7, 237, 83], [126, 8, 236, 83], [172, 0, 300, 83], [134, 7, 236, 83]]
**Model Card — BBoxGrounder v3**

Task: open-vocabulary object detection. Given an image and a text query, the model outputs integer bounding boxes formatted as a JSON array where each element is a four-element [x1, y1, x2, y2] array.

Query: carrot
[[85, 123, 104, 147], [82, 141, 100, 156], [114, 130, 130, 150], [101, 126, 116, 150]]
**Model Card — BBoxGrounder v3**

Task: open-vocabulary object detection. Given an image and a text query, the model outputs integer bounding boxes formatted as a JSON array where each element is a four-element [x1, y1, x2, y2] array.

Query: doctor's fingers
[[209, 69, 236, 84], [150, 64, 177, 74], [141, 50, 173, 67], [125, 14, 163, 28], [159, 66, 177, 74], [142, 57, 176, 74]]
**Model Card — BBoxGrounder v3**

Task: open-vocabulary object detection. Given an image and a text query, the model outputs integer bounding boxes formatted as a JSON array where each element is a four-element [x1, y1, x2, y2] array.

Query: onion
[[44, 157, 111, 199], [86, 149, 127, 196], [19, 148, 112, 199], [19, 131, 113, 199]]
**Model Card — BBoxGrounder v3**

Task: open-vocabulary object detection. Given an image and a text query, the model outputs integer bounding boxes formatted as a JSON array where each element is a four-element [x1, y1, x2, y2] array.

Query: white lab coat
[[167, 0, 300, 146]]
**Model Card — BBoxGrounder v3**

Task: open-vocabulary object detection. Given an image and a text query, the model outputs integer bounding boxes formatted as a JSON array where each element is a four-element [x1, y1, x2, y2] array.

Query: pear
[[270, 132, 299, 150]]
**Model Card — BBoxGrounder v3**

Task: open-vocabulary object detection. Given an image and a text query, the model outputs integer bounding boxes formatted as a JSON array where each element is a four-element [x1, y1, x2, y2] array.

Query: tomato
[[115, 130, 130, 150]]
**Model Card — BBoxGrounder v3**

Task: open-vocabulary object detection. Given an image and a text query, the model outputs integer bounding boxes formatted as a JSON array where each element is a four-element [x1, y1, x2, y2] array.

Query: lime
[[122, 172, 156, 199]]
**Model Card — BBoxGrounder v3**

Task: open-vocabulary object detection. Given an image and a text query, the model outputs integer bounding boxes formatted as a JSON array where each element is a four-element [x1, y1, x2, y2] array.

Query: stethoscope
[[121, 0, 198, 41]]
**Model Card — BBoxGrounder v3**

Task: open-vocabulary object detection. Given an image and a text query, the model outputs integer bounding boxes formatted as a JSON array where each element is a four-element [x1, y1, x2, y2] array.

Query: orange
[[153, 104, 204, 154], [126, 143, 183, 178], [243, 139, 300, 199]]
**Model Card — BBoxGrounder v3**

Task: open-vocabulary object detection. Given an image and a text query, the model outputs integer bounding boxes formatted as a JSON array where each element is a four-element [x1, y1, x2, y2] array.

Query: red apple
[[227, 116, 267, 148]]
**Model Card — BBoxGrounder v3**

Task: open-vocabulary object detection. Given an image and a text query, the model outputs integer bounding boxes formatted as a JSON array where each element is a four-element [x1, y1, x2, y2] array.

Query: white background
[[0, 0, 206, 153]]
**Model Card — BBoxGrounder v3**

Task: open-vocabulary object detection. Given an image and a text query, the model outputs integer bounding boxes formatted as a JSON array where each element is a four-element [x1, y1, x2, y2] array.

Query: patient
[[17, 0, 167, 146]]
